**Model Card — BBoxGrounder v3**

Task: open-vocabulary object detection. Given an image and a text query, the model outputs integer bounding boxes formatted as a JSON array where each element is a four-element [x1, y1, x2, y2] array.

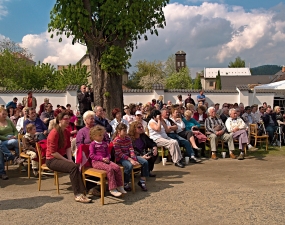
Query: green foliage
[[166, 67, 192, 89], [164, 54, 176, 77], [48, 64, 90, 90], [48, 0, 169, 75], [228, 56, 245, 68], [251, 65, 282, 75], [125, 72, 143, 89], [193, 74, 202, 90], [215, 70, 222, 90]]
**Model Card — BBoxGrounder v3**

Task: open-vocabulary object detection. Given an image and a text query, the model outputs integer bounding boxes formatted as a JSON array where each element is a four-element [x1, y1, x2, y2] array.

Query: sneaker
[[248, 144, 258, 151], [237, 154, 244, 160], [74, 194, 92, 203], [137, 181, 148, 191], [33, 169, 39, 177], [110, 189, 122, 197], [21, 164, 27, 172], [124, 183, 132, 192], [117, 186, 127, 194], [190, 157, 201, 163]]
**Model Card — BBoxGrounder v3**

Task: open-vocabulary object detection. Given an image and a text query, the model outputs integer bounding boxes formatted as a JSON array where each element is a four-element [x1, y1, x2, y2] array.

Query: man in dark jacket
[[262, 107, 278, 144], [184, 93, 195, 107], [94, 106, 112, 133], [77, 85, 92, 115]]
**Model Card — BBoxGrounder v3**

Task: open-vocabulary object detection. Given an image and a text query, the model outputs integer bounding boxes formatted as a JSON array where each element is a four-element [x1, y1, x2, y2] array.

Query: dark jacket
[[77, 92, 92, 115], [185, 97, 195, 107], [132, 133, 157, 156], [262, 113, 278, 127], [220, 114, 229, 124], [94, 116, 112, 133]]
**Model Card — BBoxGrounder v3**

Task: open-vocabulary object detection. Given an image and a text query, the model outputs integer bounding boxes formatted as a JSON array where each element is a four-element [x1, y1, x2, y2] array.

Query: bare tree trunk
[[89, 47, 123, 119]]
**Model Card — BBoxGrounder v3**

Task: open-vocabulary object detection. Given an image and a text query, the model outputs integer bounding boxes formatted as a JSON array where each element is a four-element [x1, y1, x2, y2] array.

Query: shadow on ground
[[0, 196, 64, 210]]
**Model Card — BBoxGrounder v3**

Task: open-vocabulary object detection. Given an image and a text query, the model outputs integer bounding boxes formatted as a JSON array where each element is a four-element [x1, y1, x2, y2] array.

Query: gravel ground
[[1, 155, 285, 225]]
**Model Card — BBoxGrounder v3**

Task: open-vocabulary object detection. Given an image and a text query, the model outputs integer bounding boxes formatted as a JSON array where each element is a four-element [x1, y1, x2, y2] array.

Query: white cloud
[[7, 2, 285, 74], [0, 0, 9, 19], [20, 32, 86, 66], [129, 2, 285, 73]]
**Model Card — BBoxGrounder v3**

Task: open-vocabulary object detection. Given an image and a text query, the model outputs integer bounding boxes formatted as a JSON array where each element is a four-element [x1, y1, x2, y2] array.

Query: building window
[[181, 62, 184, 67], [177, 62, 180, 67], [209, 81, 214, 87]]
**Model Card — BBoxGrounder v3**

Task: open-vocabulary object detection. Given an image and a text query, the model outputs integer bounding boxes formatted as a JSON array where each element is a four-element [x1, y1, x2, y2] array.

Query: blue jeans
[[0, 136, 19, 161], [168, 133, 194, 157], [119, 156, 149, 184], [0, 151, 5, 175], [266, 125, 278, 142]]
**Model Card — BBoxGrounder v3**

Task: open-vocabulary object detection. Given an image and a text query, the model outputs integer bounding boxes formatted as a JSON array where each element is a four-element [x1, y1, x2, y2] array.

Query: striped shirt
[[205, 116, 227, 134], [113, 135, 137, 162]]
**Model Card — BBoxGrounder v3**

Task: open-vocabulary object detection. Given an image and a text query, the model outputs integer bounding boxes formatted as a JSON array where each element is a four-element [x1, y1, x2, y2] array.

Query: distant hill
[[251, 65, 282, 75]]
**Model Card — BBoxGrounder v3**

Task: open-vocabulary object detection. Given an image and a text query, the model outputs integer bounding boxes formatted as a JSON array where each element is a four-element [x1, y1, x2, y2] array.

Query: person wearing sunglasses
[[128, 121, 158, 177]]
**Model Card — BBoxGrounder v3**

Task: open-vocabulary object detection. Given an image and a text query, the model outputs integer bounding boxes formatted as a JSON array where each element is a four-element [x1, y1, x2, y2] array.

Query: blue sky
[[0, 0, 285, 75]]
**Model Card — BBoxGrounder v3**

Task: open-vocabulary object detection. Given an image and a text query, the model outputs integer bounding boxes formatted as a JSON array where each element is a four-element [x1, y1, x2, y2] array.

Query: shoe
[[13, 156, 25, 165], [174, 162, 185, 168], [230, 153, 236, 159], [193, 147, 202, 151], [137, 181, 148, 191], [117, 186, 127, 194], [248, 144, 258, 151], [1, 174, 9, 180], [149, 173, 156, 177], [88, 188, 101, 197], [110, 189, 122, 197], [190, 157, 202, 163], [237, 154, 244, 160], [211, 153, 218, 160], [179, 159, 186, 166], [21, 167, 27, 172], [74, 194, 92, 203], [33, 169, 39, 177], [124, 183, 132, 192]]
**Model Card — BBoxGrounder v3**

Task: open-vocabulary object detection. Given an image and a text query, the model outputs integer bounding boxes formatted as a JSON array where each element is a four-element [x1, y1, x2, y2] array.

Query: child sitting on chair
[[22, 123, 39, 177], [89, 125, 126, 197]]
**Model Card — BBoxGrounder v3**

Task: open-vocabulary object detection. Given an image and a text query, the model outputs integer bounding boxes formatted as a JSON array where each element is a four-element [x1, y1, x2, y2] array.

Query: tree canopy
[[215, 70, 222, 90], [228, 56, 245, 68], [48, 0, 169, 117]]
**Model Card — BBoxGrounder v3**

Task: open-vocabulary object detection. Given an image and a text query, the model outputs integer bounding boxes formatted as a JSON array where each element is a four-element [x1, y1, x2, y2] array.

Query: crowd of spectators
[[0, 87, 283, 204]]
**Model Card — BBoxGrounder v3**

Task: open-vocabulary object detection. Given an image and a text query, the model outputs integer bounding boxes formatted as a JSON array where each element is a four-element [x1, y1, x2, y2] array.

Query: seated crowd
[[0, 92, 282, 204]]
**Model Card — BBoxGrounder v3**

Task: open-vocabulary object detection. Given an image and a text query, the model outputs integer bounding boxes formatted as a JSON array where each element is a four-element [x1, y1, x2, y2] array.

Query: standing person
[[113, 123, 149, 191], [46, 112, 92, 203], [196, 90, 206, 104], [176, 95, 184, 106], [38, 98, 49, 116], [156, 96, 164, 110], [184, 94, 195, 107], [6, 97, 18, 109], [77, 85, 92, 116], [89, 125, 126, 197], [22, 91, 37, 109]]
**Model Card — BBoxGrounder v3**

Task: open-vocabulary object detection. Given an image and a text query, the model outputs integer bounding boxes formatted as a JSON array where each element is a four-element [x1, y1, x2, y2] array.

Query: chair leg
[[27, 158, 31, 179], [100, 176, 105, 205], [254, 137, 257, 147], [266, 137, 268, 151], [131, 170, 135, 194], [55, 172, 59, 194], [120, 167, 124, 185], [161, 147, 164, 159], [38, 169, 42, 191]]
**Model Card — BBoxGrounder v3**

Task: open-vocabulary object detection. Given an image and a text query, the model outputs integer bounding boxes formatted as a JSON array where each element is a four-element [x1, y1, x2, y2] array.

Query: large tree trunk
[[89, 47, 123, 119]]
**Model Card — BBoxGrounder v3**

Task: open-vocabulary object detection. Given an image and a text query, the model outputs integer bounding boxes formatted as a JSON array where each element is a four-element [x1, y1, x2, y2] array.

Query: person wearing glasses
[[128, 121, 158, 177], [133, 111, 147, 131]]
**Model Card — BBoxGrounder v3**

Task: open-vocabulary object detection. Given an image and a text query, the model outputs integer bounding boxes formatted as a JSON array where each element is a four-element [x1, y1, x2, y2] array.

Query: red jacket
[[193, 112, 207, 122]]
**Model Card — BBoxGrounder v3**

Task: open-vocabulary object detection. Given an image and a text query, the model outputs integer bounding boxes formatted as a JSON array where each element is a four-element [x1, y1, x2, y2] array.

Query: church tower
[[175, 50, 186, 71]]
